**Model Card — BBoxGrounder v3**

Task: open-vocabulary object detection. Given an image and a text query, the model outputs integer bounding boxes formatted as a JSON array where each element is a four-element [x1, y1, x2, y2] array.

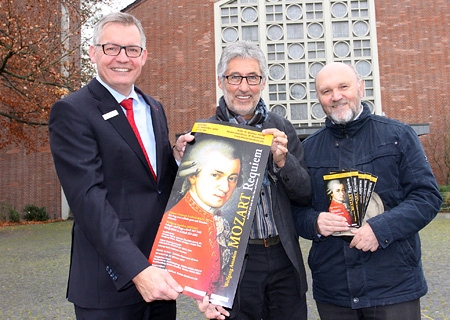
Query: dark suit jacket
[[49, 78, 178, 308]]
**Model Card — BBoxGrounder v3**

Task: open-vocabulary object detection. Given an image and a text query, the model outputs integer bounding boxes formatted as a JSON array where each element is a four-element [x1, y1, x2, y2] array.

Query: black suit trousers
[[74, 300, 176, 320]]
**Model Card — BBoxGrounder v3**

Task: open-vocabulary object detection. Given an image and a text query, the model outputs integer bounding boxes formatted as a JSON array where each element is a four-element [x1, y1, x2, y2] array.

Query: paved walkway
[[0, 214, 449, 319]]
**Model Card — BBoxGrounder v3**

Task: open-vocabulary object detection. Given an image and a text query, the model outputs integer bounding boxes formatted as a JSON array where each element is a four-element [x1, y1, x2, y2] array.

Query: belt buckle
[[263, 236, 276, 247]]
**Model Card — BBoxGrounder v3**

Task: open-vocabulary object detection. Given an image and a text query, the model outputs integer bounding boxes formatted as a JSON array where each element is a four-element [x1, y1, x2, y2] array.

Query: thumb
[[164, 272, 183, 293]]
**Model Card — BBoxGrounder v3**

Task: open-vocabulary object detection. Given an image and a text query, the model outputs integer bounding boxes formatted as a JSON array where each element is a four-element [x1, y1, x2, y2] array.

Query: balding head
[[315, 62, 364, 125]]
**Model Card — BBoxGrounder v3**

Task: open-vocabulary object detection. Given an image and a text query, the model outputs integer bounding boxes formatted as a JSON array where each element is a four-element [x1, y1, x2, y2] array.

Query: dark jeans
[[229, 242, 307, 320], [74, 300, 176, 320], [316, 299, 421, 320]]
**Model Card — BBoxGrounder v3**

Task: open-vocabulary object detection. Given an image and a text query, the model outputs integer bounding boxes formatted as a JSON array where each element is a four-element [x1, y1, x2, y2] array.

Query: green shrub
[[439, 185, 450, 211], [0, 203, 17, 222], [23, 204, 50, 221], [0, 204, 7, 222], [8, 208, 20, 223]]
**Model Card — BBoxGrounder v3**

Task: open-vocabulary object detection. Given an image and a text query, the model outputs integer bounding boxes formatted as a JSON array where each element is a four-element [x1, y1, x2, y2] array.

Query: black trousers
[[316, 299, 421, 320], [74, 300, 176, 320], [228, 242, 307, 320]]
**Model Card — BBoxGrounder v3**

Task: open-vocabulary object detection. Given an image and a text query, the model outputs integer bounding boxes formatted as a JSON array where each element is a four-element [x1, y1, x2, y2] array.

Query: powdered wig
[[178, 137, 242, 193]]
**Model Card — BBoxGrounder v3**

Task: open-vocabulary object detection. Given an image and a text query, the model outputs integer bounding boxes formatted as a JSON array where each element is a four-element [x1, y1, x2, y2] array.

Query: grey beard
[[330, 109, 357, 125]]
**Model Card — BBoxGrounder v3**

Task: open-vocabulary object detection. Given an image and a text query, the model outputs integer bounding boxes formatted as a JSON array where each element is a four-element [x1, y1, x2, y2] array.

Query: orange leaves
[[0, 0, 102, 151]]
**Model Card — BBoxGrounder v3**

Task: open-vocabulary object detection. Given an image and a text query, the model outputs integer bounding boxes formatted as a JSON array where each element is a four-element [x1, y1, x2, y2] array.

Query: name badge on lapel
[[102, 110, 119, 120]]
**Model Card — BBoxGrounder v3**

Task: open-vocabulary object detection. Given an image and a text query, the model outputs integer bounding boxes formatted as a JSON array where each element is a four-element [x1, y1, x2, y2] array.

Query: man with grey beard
[[293, 62, 442, 320]]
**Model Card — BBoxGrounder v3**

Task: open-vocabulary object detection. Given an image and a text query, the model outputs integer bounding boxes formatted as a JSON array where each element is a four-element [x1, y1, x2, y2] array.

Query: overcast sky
[[104, 0, 136, 13], [83, 0, 137, 41]]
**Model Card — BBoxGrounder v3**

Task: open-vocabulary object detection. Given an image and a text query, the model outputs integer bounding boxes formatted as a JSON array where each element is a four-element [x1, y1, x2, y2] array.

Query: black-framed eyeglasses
[[95, 43, 143, 58], [223, 75, 263, 86]]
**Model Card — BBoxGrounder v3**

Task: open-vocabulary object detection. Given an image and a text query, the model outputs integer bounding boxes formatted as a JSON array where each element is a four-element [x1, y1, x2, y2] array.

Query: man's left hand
[[196, 296, 229, 319], [349, 223, 379, 252], [172, 133, 195, 162]]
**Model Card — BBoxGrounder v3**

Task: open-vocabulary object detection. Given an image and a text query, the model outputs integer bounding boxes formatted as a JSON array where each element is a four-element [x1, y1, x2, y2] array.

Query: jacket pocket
[[396, 238, 419, 267]]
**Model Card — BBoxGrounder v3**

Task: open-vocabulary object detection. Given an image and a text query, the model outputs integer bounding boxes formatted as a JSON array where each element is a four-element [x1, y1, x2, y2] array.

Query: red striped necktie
[[120, 98, 157, 180]]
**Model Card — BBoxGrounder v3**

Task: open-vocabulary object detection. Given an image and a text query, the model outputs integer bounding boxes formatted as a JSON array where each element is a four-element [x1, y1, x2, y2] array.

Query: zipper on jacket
[[341, 126, 349, 138]]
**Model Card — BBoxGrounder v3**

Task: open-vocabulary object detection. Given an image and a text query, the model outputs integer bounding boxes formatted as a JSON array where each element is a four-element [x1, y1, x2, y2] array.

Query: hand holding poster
[[149, 120, 273, 307]]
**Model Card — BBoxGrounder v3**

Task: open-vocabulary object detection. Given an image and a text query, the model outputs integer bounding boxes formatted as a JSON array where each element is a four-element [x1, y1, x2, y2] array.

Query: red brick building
[[122, 0, 449, 186], [2, 0, 448, 220]]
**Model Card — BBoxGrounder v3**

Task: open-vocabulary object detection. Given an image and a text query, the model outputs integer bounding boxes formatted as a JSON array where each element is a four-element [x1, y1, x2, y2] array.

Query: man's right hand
[[316, 212, 350, 237], [132, 266, 183, 302]]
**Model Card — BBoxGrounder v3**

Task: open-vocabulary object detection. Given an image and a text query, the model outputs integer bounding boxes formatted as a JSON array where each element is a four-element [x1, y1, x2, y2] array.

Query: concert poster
[[149, 120, 272, 307]]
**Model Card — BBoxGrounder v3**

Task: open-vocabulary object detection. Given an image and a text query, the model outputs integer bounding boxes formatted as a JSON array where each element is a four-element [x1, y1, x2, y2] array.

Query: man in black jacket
[[198, 40, 312, 320], [293, 62, 442, 320]]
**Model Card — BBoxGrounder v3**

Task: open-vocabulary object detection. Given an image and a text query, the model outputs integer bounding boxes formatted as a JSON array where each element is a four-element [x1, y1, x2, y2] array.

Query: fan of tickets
[[323, 169, 378, 228]]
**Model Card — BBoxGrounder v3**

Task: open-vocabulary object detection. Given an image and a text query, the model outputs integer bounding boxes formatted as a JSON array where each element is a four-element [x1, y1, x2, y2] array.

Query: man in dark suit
[[49, 12, 195, 320]]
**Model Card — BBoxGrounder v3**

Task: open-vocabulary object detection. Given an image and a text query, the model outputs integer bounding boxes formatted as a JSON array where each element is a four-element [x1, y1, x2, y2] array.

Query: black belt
[[248, 235, 280, 247]]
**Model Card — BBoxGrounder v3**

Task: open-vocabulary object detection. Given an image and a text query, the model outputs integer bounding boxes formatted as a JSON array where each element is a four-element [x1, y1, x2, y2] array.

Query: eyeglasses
[[95, 43, 143, 58], [223, 75, 263, 86]]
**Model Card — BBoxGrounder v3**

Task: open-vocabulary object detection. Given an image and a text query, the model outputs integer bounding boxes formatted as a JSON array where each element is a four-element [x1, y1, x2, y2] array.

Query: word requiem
[[242, 148, 263, 192]]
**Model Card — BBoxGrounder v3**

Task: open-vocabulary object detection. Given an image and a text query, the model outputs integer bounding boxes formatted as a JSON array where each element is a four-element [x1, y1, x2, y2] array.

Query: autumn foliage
[[0, 0, 104, 150]]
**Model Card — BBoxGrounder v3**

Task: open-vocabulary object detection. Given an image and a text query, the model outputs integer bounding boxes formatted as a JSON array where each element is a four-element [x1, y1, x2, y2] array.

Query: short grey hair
[[92, 12, 146, 48], [217, 41, 268, 79]]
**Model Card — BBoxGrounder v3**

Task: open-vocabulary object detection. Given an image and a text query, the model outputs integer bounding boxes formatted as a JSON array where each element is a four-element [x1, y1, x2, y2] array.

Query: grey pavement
[[0, 214, 449, 319]]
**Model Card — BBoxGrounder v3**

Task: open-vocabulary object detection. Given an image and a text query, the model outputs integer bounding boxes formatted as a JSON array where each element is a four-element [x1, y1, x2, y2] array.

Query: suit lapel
[[137, 87, 165, 181], [87, 79, 155, 181]]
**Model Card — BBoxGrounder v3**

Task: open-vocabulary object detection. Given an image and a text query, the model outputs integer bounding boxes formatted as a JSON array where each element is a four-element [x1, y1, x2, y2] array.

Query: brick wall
[[2, 0, 448, 221], [126, 0, 218, 143], [0, 142, 61, 220], [126, 0, 450, 184], [375, 0, 450, 184]]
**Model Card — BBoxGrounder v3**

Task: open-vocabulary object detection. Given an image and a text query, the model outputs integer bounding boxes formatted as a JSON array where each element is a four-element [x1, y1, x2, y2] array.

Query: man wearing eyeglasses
[[49, 12, 201, 320], [195, 40, 312, 320]]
